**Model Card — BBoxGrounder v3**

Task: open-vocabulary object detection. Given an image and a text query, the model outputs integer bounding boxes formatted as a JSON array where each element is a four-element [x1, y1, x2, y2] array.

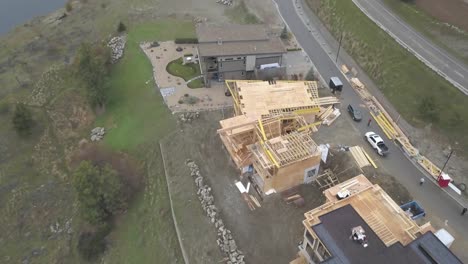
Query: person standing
[[420, 177, 425, 185], [367, 118, 372, 127]]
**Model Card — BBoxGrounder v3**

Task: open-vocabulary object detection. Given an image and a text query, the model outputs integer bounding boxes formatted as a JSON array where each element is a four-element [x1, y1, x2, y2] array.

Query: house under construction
[[219, 80, 337, 194], [291, 175, 462, 264]]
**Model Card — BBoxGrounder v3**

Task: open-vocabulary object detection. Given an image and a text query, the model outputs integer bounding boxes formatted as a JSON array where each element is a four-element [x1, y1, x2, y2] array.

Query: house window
[[220, 63, 223, 68], [241, 71, 244, 76], [225, 58, 233, 61]]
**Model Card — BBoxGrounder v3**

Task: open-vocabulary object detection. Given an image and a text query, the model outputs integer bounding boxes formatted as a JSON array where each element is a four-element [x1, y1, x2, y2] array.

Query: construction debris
[[107, 35, 126, 63], [322, 109, 341, 126], [186, 160, 246, 264], [90, 127, 105, 141], [178, 112, 200, 123], [216, 0, 233, 6], [315, 169, 339, 189]]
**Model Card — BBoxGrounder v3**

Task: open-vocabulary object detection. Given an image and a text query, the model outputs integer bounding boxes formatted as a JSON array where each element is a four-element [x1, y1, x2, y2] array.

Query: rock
[[107, 36, 127, 63]]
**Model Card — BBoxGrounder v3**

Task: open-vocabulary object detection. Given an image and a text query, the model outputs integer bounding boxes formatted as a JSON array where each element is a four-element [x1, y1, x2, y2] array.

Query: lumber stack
[[316, 96, 340, 106], [317, 106, 333, 120], [349, 146, 371, 168], [322, 109, 341, 126]]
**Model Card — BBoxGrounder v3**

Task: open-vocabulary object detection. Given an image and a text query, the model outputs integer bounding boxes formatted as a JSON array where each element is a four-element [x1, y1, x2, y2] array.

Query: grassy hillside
[[306, 0, 468, 151], [383, 0, 468, 65], [97, 20, 195, 263]]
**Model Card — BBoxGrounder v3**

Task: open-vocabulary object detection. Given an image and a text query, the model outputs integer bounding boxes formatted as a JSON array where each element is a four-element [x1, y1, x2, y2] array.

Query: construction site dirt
[[160, 109, 413, 263]]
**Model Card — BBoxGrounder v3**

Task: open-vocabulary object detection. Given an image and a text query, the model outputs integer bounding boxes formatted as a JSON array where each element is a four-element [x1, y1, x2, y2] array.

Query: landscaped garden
[[166, 57, 204, 88]]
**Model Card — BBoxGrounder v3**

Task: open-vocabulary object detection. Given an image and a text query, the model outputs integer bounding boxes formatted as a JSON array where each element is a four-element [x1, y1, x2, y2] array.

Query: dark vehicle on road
[[347, 104, 362, 121]]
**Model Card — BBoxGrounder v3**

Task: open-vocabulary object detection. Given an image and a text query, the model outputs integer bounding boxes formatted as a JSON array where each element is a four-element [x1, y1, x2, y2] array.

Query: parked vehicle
[[347, 104, 362, 121], [400, 201, 426, 220], [364, 132, 389, 156], [329, 77, 343, 93]]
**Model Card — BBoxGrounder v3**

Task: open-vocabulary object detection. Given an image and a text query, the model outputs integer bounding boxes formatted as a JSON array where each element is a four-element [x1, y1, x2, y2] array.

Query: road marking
[[454, 70, 465, 78]]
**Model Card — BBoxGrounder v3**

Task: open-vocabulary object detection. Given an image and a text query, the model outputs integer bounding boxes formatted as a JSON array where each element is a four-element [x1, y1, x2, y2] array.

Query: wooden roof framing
[[225, 80, 323, 119], [303, 175, 431, 247], [250, 130, 319, 169]]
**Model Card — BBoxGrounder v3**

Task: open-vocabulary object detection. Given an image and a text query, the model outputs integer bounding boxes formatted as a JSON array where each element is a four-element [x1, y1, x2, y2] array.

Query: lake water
[[0, 0, 67, 35]]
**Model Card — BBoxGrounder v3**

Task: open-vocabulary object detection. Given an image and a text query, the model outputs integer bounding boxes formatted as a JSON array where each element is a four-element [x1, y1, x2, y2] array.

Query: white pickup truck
[[365, 132, 389, 156]]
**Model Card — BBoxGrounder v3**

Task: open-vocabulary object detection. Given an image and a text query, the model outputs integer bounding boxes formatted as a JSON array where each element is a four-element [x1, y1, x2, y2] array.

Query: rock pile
[[90, 127, 105, 141], [216, 0, 233, 6], [186, 160, 245, 264], [107, 36, 126, 63], [179, 112, 200, 123]]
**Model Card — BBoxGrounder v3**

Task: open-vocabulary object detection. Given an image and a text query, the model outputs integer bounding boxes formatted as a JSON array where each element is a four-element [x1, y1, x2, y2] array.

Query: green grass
[[97, 19, 195, 150], [95, 19, 196, 263], [166, 58, 201, 82], [225, 0, 261, 24], [187, 77, 204, 89], [307, 0, 468, 151], [382, 0, 468, 65]]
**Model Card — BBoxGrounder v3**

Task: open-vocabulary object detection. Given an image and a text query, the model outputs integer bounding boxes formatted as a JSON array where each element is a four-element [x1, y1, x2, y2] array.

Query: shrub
[[305, 68, 316, 81], [73, 161, 126, 224], [77, 229, 107, 260], [74, 42, 111, 107], [280, 26, 289, 40], [419, 96, 439, 122], [12, 103, 33, 136], [117, 21, 126, 33], [174, 38, 198, 44], [65, 1, 73, 12]]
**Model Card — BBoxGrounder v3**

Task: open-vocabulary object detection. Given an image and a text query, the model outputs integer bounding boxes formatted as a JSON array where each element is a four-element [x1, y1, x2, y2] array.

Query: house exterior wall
[[255, 54, 282, 67], [218, 59, 246, 72], [261, 154, 321, 193], [219, 70, 245, 81]]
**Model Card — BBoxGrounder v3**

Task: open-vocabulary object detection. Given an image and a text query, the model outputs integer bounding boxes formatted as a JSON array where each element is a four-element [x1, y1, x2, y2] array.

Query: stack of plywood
[[349, 146, 371, 168]]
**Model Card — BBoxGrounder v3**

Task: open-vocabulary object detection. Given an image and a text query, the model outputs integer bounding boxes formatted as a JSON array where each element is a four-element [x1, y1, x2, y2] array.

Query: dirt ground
[[160, 109, 416, 263], [415, 0, 468, 32]]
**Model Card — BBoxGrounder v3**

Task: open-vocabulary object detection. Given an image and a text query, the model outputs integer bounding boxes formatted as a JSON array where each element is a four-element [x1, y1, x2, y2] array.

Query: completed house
[[196, 24, 286, 87]]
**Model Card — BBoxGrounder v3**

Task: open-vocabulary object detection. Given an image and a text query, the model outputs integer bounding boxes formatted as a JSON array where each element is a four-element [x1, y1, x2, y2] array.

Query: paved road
[[353, 0, 468, 95], [273, 0, 468, 260]]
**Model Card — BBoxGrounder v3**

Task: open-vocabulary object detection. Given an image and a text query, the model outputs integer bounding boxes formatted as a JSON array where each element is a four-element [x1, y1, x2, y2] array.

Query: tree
[[74, 43, 111, 107], [12, 102, 33, 136], [280, 25, 289, 40], [305, 67, 316, 81], [117, 22, 126, 33], [72, 161, 126, 224]]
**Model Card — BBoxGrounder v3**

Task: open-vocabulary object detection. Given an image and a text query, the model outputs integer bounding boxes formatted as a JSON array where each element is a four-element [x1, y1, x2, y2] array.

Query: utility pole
[[438, 149, 454, 181], [335, 32, 343, 64]]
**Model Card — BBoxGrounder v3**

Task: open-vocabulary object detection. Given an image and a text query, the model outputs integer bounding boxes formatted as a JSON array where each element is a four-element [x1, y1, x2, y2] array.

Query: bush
[[174, 38, 198, 44], [77, 229, 107, 261], [12, 103, 33, 136], [117, 21, 126, 33], [65, 1, 73, 12], [74, 42, 111, 107], [419, 96, 439, 122], [286, 48, 302, 51], [73, 161, 126, 224], [280, 26, 289, 40], [305, 67, 316, 81]]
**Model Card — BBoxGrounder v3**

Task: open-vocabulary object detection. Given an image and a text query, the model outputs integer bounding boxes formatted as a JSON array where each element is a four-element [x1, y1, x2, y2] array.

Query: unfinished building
[[291, 175, 462, 264], [218, 80, 338, 194]]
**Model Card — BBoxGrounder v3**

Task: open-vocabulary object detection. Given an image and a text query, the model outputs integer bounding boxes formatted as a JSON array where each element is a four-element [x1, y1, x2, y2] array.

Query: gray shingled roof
[[196, 24, 269, 43], [197, 37, 286, 57], [313, 205, 462, 264]]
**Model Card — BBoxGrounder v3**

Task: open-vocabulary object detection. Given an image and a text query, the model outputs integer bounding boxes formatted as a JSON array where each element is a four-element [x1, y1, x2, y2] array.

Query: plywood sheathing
[[303, 175, 429, 247], [226, 80, 323, 119]]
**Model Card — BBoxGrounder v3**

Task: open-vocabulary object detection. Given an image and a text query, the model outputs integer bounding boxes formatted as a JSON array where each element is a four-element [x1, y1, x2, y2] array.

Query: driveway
[[273, 0, 468, 260], [353, 0, 468, 95]]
